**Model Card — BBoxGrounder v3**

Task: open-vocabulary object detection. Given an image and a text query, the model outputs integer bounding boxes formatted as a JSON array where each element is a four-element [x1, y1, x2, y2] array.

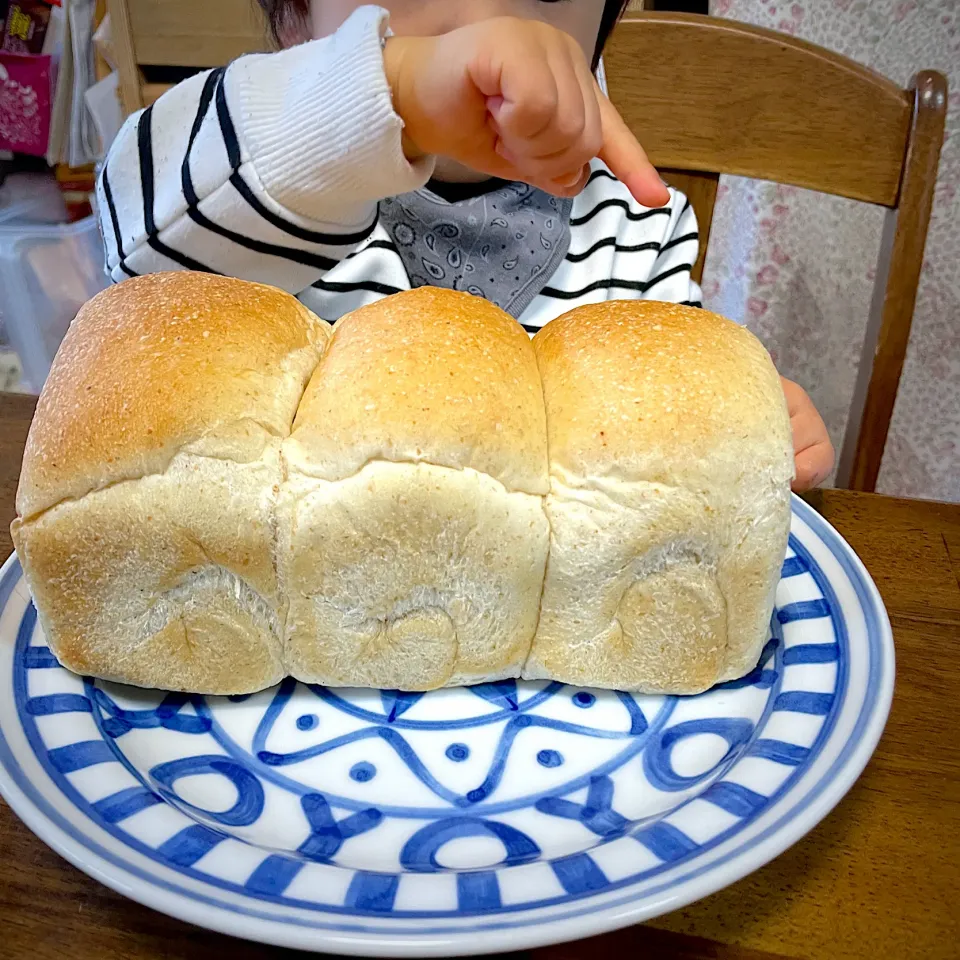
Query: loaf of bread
[[12, 273, 328, 694], [279, 287, 550, 689], [523, 301, 793, 693], [13, 276, 792, 696]]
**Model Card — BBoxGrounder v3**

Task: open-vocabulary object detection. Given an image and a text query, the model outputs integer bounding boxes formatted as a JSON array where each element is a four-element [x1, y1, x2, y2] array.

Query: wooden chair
[[105, 0, 269, 113], [104, 3, 946, 490], [606, 13, 947, 491]]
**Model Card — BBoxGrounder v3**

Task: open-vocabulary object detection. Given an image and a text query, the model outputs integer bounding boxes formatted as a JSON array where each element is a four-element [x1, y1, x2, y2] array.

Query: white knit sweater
[[96, 6, 701, 329]]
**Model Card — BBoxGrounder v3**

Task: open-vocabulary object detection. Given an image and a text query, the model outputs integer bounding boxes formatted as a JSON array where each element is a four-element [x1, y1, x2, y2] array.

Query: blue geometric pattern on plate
[[0, 496, 893, 954], [4, 538, 836, 911]]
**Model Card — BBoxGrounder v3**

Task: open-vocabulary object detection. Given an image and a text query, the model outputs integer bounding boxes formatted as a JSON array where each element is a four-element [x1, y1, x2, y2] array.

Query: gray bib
[[379, 181, 573, 318]]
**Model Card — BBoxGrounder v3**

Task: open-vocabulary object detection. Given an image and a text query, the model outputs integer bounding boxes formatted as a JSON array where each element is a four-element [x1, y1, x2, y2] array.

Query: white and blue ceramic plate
[[0, 496, 893, 957]]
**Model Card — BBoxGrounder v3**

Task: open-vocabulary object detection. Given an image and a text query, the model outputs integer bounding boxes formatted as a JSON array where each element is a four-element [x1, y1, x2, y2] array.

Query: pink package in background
[[0, 51, 50, 155]]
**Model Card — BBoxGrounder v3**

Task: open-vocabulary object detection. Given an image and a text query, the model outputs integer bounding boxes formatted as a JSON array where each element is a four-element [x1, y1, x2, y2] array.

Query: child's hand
[[384, 18, 669, 208], [782, 377, 834, 491]]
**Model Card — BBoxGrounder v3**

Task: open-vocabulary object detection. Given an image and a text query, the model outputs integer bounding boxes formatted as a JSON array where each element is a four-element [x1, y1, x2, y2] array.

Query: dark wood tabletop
[[0, 390, 958, 960]]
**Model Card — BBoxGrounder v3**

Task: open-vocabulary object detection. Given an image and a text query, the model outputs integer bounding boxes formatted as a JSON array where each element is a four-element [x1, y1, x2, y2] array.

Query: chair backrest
[[606, 13, 946, 491], [105, 3, 946, 491], [105, 0, 269, 112]]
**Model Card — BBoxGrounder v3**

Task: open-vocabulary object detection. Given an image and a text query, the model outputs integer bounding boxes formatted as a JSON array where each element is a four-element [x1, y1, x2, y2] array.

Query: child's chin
[[432, 157, 494, 184]]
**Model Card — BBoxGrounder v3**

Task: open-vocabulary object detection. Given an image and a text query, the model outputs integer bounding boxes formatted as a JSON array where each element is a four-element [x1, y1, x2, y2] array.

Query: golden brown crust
[[286, 287, 548, 495], [17, 273, 328, 520], [533, 300, 791, 486]]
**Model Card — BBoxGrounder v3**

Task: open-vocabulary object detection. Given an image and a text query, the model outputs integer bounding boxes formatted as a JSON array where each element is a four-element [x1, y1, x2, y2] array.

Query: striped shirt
[[96, 5, 701, 329]]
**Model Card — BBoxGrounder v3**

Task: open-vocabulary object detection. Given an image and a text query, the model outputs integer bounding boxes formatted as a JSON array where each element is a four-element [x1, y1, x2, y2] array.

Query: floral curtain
[[705, 0, 958, 500]]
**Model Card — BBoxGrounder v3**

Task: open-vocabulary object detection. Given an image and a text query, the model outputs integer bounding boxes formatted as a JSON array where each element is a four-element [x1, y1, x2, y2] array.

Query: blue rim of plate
[[0, 495, 894, 956]]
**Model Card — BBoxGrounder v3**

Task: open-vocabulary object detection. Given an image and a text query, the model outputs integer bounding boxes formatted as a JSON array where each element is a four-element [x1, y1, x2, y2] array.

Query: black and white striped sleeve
[[531, 166, 703, 317], [95, 5, 433, 291], [642, 192, 702, 307]]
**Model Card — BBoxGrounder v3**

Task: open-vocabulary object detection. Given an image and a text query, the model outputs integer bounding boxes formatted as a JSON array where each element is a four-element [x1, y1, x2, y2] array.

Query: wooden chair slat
[[606, 14, 913, 207], [126, 0, 268, 66]]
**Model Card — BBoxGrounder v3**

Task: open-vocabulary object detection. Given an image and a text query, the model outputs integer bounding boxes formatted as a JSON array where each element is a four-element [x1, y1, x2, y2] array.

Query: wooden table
[[0, 390, 958, 960]]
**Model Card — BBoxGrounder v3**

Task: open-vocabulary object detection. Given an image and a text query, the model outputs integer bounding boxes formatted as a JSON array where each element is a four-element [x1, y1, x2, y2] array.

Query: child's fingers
[[540, 163, 592, 198], [793, 440, 835, 492], [784, 379, 835, 491], [485, 43, 561, 143], [494, 141, 591, 186], [467, 20, 664, 201], [494, 47, 587, 155], [784, 382, 830, 450], [791, 416, 831, 461], [597, 92, 670, 208], [573, 50, 604, 158], [491, 51, 600, 181]]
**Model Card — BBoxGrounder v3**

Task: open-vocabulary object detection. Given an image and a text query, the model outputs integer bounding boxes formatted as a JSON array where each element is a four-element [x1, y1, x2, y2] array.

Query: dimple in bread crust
[[279, 460, 549, 690], [12, 444, 291, 694]]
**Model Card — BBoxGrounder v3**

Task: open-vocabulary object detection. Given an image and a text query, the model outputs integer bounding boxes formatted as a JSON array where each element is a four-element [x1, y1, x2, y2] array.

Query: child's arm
[[98, 9, 669, 290], [97, 7, 432, 288]]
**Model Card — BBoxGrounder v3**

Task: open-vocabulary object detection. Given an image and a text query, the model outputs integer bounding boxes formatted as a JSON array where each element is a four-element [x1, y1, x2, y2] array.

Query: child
[[96, 0, 833, 489]]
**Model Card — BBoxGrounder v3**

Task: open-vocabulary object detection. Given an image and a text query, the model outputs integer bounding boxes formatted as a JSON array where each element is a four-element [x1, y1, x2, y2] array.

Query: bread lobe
[[14, 273, 329, 694], [525, 300, 793, 693], [279, 288, 550, 690]]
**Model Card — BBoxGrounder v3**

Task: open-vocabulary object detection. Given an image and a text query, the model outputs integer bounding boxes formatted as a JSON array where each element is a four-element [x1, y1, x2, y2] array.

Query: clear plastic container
[[0, 171, 69, 227], [0, 214, 108, 392]]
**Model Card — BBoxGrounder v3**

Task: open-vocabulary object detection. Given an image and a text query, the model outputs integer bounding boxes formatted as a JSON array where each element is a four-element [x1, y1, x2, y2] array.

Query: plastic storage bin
[[0, 172, 69, 226], [0, 214, 108, 392]]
